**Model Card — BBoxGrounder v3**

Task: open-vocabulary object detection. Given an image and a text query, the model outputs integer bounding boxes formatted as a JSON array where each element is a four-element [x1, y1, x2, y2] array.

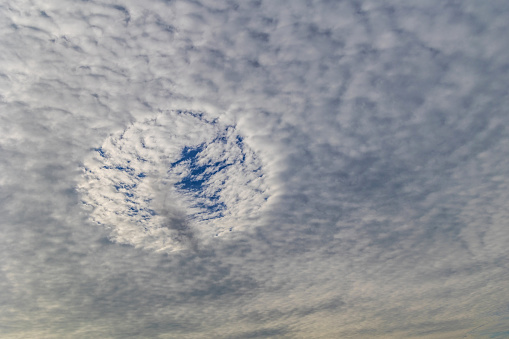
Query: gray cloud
[[1, 0, 509, 338]]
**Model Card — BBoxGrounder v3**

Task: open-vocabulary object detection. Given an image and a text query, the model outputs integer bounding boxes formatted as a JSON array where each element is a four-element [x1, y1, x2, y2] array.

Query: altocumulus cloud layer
[[1, 0, 509, 338]]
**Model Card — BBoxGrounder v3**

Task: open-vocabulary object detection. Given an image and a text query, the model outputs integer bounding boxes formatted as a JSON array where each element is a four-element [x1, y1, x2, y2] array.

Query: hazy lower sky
[[1, 1, 509, 338]]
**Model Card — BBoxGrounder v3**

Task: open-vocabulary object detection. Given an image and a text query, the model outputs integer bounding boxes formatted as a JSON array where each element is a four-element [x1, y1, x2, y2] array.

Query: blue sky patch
[[171, 144, 232, 216]]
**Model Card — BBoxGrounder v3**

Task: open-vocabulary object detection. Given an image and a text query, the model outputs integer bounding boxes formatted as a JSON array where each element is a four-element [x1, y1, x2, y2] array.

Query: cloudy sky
[[1, 0, 509, 338]]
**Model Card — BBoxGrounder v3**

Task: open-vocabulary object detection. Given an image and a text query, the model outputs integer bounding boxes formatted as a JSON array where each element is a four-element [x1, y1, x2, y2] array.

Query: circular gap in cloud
[[78, 110, 270, 252]]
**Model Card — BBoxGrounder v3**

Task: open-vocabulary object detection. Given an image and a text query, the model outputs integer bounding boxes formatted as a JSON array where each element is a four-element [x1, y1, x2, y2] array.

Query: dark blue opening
[[94, 147, 107, 158], [172, 144, 207, 191], [171, 144, 236, 216]]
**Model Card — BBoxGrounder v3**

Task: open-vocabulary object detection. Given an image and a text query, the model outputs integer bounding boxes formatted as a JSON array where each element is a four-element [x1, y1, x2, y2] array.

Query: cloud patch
[[1, 0, 509, 338], [78, 110, 270, 251]]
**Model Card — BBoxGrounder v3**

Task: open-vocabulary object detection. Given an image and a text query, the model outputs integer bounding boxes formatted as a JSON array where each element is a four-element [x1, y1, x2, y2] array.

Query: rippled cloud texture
[[1, 0, 509, 338]]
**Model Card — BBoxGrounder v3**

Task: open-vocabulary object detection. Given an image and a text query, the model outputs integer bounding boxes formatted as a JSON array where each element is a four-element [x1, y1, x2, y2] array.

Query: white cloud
[[1, 0, 509, 338], [78, 110, 270, 251]]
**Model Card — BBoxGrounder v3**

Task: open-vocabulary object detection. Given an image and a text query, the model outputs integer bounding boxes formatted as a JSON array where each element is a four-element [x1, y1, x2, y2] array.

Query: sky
[[1, 0, 509, 338]]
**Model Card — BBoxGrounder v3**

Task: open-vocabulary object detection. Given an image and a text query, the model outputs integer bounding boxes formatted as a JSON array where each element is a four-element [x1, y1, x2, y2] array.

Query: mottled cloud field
[[1, 0, 509, 338]]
